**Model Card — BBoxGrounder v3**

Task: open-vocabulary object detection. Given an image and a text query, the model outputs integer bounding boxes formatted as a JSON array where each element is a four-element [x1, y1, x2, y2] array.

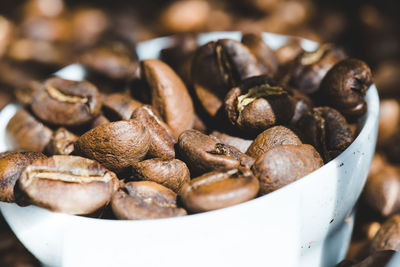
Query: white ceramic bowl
[[0, 32, 379, 267]]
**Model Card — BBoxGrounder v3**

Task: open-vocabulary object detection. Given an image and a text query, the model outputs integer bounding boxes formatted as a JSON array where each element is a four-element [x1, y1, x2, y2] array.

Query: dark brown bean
[[132, 158, 190, 193], [246, 126, 302, 159], [320, 58, 373, 119], [131, 105, 176, 159], [180, 169, 259, 213], [352, 250, 395, 267], [224, 75, 294, 133], [6, 109, 52, 152], [75, 120, 150, 173], [252, 144, 323, 195], [210, 131, 253, 153], [296, 106, 354, 162], [102, 93, 142, 121], [0, 152, 46, 202], [370, 214, 400, 252], [290, 44, 346, 94], [45, 128, 78, 156], [177, 130, 254, 176], [111, 181, 187, 220], [18, 155, 119, 215], [191, 39, 262, 117], [31, 77, 102, 126], [241, 33, 278, 78], [142, 59, 194, 138], [377, 99, 400, 147]]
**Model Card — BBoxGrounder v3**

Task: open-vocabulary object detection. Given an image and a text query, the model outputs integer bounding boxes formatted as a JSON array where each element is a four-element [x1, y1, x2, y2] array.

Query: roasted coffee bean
[[210, 131, 253, 153], [252, 144, 323, 195], [364, 162, 400, 217], [131, 105, 176, 159], [336, 250, 395, 267], [297, 106, 353, 162], [275, 38, 304, 66], [31, 77, 102, 126], [91, 114, 110, 128], [111, 181, 187, 220], [0, 152, 46, 202], [241, 33, 278, 78], [45, 128, 78, 156], [132, 158, 190, 193], [289, 44, 346, 94], [19, 155, 119, 215], [102, 92, 142, 120], [180, 169, 259, 213], [288, 88, 313, 127], [377, 99, 400, 147], [370, 214, 400, 252], [75, 120, 150, 173], [15, 80, 41, 107], [246, 126, 302, 159], [142, 59, 194, 138], [320, 58, 373, 119], [178, 129, 254, 176], [160, 34, 198, 84], [80, 40, 138, 80], [6, 109, 53, 152], [224, 75, 294, 133], [191, 39, 262, 117]]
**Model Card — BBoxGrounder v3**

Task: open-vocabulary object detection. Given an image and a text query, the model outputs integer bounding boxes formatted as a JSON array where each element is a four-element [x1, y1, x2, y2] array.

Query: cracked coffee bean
[[111, 181, 187, 220], [224, 75, 294, 133], [19, 155, 119, 215], [180, 169, 259, 213], [31, 77, 102, 126], [177, 129, 254, 176]]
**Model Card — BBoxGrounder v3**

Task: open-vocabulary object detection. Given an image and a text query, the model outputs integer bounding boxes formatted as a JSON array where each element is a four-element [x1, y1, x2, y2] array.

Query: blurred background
[[0, 0, 399, 265]]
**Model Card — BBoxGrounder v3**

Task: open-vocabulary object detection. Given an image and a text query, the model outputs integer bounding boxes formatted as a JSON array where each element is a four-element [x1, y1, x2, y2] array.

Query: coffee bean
[[296, 106, 354, 162], [142, 59, 195, 138], [45, 128, 78, 156], [111, 181, 187, 220], [370, 214, 400, 252], [246, 126, 302, 159], [289, 44, 346, 94], [377, 99, 400, 147], [6, 109, 53, 152], [224, 75, 294, 133], [180, 169, 259, 213], [0, 152, 46, 202], [15, 80, 40, 107], [241, 33, 278, 78], [320, 58, 372, 119], [102, 92, 142, 121], [75, 120, 150, 173], [132, 158, 190, 193], [177, 129, 254, 176], [191, 39, 262, 117], [19, 155, 119, 215], [131, 105, 176, 159], [210, 131, 253, 153], [31, 77, 102, 126], [252, 144, 323, 195]]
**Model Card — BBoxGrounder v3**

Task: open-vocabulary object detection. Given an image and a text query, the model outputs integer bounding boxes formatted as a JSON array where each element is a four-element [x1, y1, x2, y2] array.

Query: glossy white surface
[[0, 32, 379, 267]]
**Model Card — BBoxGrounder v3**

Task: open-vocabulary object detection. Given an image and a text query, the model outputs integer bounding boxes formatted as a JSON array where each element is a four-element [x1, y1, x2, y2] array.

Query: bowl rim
[[0, 31, 380, 225]]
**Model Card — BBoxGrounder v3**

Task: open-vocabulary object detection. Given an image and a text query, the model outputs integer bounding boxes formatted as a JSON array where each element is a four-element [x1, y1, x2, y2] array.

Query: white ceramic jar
[[0, 32, 379, 267]]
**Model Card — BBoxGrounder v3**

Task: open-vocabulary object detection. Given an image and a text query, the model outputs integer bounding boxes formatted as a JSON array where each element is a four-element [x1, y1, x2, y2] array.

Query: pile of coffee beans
[[0, 33, 372, 220]]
